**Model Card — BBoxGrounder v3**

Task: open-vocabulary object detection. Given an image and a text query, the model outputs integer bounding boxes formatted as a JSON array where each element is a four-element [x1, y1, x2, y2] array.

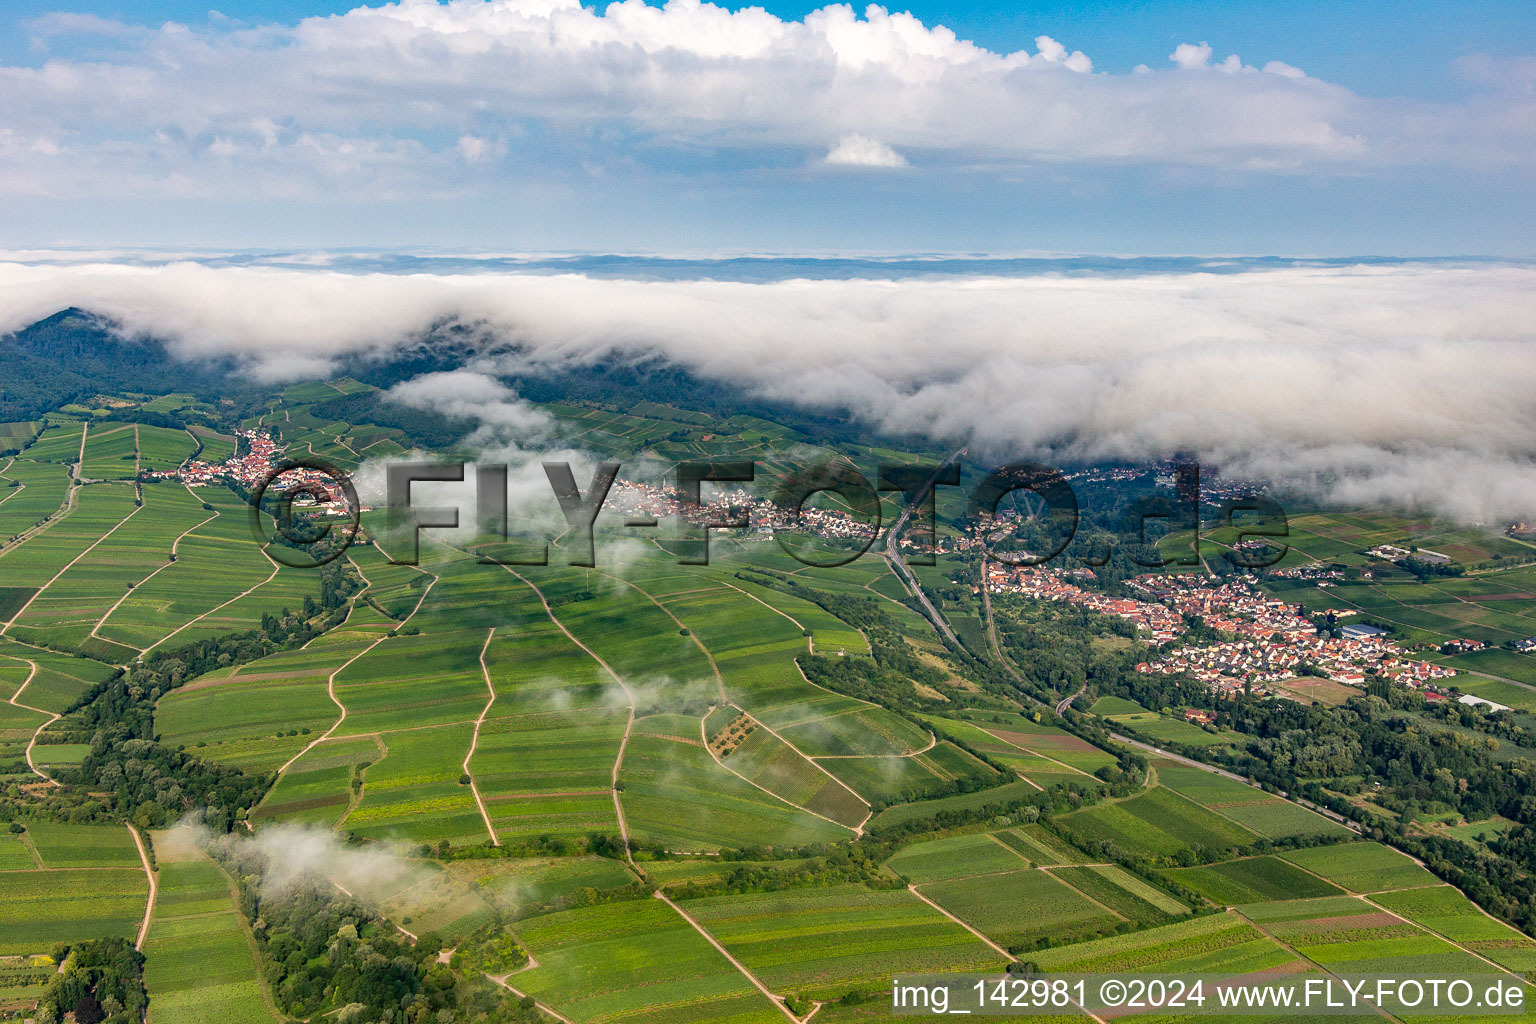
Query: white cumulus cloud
[[0, 0, 1527, 206], [824, 133, 908, 167]]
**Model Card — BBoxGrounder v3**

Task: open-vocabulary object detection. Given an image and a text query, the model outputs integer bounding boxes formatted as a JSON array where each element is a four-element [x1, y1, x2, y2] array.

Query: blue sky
[[1, 0, 1533, 254]]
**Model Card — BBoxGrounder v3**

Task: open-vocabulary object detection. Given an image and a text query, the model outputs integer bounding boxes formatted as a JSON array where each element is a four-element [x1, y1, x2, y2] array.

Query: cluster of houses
[[144, 429, 282, 489], [981, 563, 1186, 641], [606, 479, 958, 553], [985, 563, 1459, 698], [1270, 565, 1344, 582], [144, 429, 354, 515], [1124, 575, 1456, 691]]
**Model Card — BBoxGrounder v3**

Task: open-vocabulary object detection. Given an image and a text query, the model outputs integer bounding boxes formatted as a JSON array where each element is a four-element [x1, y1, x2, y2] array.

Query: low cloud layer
[[2, 257, 1534, 523]]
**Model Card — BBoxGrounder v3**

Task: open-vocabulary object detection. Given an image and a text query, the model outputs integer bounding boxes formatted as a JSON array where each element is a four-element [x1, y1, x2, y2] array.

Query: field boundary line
[[594, 568, 726, 702], [467, 627, 500, 846], [90, 494, 220, 644], [1230, 906, 1403, 1023], [907, 883, 1110, 1024], [983, 830, 1035, 866], [487, 974, 573, 1024], [1358, 890, 1528, 983], [697, 712, 858, 835], [1110, 732, 1360, 833], [906, 882, 1011, 955], [812, 729, 937, 759], [1035, 866, 1130, 922], [273, 575, 438, 777], [128, 824, 157, 951], [501, 566, 638, 872], [8, 658, 63, 787], [2, 489, 144, 631], [711, 577, 813, 653], [967, 721, 1099, 780], [1272, 855, 1501, 970], [653, 890, 799, 1023], [140, 541, 283, 656], [207, 849, 288, 1023], [615, 571, 870, 817]]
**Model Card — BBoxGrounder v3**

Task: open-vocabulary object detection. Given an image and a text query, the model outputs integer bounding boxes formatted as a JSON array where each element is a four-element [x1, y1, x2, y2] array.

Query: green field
[[2, 382, 1534, 1022], [919, 868, 1121, 949], [0, 864, 148, 954], [1055, 786, 1259, 860], [1278, 842, 1440, 893], [26, 821, 143, 868], [1160, 855, 1345, 904], [142, 829, 278, 1024], [1031, 912, 1301, 975], [512, 898, 788, 1023], [886, 832, 1030, 882], [1152, 762, 1352, 839], [1372, 884, 1536, 974], [681, 884, 1003, 1000]]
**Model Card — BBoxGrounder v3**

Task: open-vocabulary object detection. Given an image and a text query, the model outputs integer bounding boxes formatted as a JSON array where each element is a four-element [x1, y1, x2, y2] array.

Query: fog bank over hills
[[0, 254, 1532, 523]]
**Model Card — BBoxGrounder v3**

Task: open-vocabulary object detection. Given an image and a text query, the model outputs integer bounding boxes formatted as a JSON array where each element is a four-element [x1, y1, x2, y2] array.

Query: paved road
[[1110, 732, 1361, 833], [881, 449, 966, 648], [1056, 683, 1088, 715]]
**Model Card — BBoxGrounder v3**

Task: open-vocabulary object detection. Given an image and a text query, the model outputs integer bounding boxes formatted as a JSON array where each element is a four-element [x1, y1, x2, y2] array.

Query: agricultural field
[[511, 897, 789, 1024], [683, 884, 1004, 1000], [23, 421, 85, 463], [0, 824, 148, 954], [1030, 912, 1301, 975], [866, 780, 1042, 832], [993, 824, 1093, 865], [2, 378, 1536, 1023], [1151, 761, 1352, 839], [1278, 842, 1441, 894], [135, 424, 200, 474], [1160, 855, 1345, 905], [886, 831, 1030, 883], [620, 715, 851, 850], [80, 423, 138, 479], [1247, 891, 1496, 980], [25, 821, 142, 868], [333, 856, 500, 940], [919, 868, 1121, 949], [0, 638, 115, 713], [1055, 787, 1259, 860], [1102, 709, 1245, 748], [253, 735, 380, 826], [0, 458, 70, 543], [142, 828, 278, 1024], [156, 638, 372, 773], [1372, 884, 1536, 974], [91, 486, 300, 651], [0, 420, 40, 454], [916, 712, 1108, 789], [1046, 864, 1189, 923], [815, 737, 999, 805], [7, 482, 209, 655]]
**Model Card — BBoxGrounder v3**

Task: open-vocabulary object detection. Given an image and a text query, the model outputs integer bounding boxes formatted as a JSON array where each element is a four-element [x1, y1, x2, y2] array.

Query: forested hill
[[2, 307, 902, 453], [0, 308, 239, 421]]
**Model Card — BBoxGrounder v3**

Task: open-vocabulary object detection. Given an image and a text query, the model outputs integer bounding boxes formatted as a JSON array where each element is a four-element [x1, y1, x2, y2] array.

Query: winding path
[[128, 824, 157, 951], [466, 627, 500, 845], [7, 658, 61, 787], [274, 575, 438, 776]]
